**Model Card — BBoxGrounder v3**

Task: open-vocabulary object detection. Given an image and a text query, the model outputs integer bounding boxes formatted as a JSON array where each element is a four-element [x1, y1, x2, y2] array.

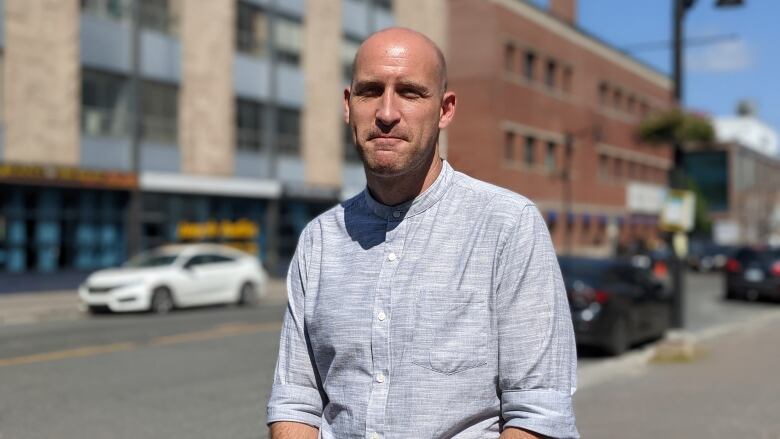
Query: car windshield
[[125, 252, 180, 268], [558, 258, 614, 287], [734, 248, 780, 267]]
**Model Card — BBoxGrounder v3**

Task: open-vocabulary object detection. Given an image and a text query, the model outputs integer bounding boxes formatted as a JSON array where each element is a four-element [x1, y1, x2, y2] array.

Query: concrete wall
[[4, 0, 80, 166], [179, 0, 235, 176], [302, 0, 342, 188]]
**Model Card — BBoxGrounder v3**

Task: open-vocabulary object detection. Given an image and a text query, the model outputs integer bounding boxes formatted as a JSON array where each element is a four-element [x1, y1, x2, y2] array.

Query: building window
[[236, 99, 264, 152], [139, 0, 177, 35], [504, 43, 516, 73], [598, 154, 609, 178], [640, 101, 650, 117], [504, 132, 515, 163], [277, 107, 300, 156], [237, 2, 268, 57], [613, 88, 623, 110], [81, 69, 129, 138], [524, 51, 536, 80], [562, 66, 573, 93], [275, 17, 304, 65], [140, 81, 178, 144], [545, 141, 557, 172], [524, 136, 535, 166], [627, 95, 637, 114], [342, 37, 362, 81], [374, 0, 393, 11], [598, 82, 609, 106], [344, 124, 360, 162], [81, 0, 177, 35], [0, 53, 5, 124], [613, 158, 622, 179], [545, 59, 557, 88]]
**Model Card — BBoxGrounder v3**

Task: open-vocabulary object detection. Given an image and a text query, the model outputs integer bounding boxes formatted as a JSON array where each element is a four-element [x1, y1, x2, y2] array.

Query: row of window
[[503, 42, 574, 93], [598, 154, 668, 185], [597, 81, 657, 118], [82, 69, 302, 155], [503, 132, 567, 173]]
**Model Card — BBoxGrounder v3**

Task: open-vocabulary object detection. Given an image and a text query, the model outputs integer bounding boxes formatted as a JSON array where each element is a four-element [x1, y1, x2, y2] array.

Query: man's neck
[[366, 155, 443, 207]]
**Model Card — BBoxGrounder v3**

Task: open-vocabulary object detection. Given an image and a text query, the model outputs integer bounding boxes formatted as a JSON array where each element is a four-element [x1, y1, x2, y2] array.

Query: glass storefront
[[0, 184, 128, 273], [0, 183, 335, 276]]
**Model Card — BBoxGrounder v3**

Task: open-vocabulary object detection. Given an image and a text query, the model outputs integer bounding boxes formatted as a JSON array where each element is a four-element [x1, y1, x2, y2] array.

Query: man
[[267, 27, 578, 439]]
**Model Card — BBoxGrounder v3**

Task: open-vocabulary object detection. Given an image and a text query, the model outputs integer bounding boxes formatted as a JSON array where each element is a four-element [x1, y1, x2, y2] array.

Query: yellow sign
[[0, 163, 137, 189], [176, 219, 259, 241]]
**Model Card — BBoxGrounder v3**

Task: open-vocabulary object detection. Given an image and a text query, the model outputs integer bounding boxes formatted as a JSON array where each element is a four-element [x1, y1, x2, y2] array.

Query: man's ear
[[438, 91, 457, 129], [343, 87, 351, 125]]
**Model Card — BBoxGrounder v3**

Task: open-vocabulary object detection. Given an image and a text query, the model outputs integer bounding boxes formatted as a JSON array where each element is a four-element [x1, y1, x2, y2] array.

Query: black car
[[688, 241, 736, 272], [724, 247, 780, 301], [558, 256, 672, 355]]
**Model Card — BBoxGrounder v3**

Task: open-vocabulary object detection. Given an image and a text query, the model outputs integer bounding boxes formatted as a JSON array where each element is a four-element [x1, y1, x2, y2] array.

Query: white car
[[78, 244, 267, 314]]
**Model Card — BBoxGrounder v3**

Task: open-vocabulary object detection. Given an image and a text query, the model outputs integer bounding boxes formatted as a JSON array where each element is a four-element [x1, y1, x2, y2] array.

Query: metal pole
[[127, 0, 143, 258], [263, 0, 281, 275], [669, 0, 687, 328]]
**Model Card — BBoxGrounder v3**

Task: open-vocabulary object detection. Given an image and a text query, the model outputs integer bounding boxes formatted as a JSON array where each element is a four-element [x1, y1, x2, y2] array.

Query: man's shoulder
[[449, 167, 537, 216]]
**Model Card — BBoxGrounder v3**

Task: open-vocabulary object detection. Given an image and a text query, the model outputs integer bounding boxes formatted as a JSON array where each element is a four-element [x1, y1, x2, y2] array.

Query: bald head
[[351, 27, 448, 94]]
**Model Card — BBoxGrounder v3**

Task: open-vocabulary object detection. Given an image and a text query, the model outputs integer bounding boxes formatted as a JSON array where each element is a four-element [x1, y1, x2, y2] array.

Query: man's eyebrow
[[396, 80, 432, 94]]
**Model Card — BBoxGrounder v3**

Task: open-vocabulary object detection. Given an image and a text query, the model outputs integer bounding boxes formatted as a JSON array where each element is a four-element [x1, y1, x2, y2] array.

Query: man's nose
[[375, 91, 401, 127]]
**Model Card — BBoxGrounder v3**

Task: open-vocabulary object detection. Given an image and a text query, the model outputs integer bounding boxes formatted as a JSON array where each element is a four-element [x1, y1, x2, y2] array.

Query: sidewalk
[[575, 310, 780, 438], [0, 279, 288, 326]]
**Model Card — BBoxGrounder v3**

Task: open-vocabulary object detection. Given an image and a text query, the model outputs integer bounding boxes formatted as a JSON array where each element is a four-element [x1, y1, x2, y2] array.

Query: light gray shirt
[[267, 161, 579, 438]]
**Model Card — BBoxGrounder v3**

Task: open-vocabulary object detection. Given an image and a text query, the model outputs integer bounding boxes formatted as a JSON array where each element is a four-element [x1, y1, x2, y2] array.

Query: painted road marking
[[0, 321, 282, 368]]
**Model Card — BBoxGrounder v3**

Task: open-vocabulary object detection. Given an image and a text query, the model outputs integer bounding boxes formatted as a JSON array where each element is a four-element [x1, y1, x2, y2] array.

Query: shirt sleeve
[[496, 203, 579, 439], [266, 226, 325, 428]]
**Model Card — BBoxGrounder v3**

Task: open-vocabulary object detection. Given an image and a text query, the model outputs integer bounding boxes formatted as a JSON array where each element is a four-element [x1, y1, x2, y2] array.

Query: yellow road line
[[0, 321, 282, 368]]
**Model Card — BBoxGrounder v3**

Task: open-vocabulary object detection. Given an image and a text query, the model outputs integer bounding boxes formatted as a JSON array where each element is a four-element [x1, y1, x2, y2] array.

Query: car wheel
[[237, 282, 258, 307], [605, 316, 629, 356], [745, 289, 760, 302], [150, 287, 175, 314], [87, 305, 109, 315]]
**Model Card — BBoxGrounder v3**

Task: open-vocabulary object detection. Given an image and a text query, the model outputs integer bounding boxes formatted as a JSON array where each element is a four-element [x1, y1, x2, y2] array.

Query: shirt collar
[[363, 160, 453, 221]]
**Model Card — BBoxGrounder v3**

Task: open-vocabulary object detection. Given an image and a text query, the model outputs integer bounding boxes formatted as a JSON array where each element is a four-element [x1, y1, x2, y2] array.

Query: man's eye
[[356, 87, 382, 97], [400, 91, 420, 99]]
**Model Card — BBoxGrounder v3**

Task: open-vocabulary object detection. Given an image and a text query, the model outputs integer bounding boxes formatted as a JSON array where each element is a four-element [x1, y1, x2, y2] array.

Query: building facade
[[0, 0, 674, 277], [446, 0, 674, 256]]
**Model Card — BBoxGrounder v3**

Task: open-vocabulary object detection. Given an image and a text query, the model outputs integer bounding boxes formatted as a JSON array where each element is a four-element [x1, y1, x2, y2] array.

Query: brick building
[[446, 0, 675, 256]]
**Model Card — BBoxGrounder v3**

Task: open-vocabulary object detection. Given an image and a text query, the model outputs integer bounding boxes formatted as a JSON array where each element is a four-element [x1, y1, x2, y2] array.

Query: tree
[[637, 109, 715, 147]]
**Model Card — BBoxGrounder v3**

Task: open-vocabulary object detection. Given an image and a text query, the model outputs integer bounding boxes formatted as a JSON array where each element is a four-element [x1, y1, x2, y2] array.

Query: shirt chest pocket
[[410, 291, 489, 375]]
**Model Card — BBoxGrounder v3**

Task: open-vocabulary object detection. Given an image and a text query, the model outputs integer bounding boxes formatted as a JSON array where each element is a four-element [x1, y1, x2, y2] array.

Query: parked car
[[558, 256, 672, 355], [724, 246, 780, 302], [79, 244, 267, 314], [688, 241, 735, 272]]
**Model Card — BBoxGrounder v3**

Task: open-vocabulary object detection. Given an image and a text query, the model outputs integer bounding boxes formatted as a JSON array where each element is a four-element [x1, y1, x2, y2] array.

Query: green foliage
[[638, 109, 715, 146]]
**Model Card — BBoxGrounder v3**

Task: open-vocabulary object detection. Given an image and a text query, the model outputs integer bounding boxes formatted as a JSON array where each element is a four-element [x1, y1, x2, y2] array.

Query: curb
[[577, 307, 780, 391]]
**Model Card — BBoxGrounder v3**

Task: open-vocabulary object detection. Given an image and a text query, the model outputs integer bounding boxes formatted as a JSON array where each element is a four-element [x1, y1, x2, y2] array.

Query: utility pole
[[263, 0, 281, 275], [127, 0, 143, 258], [669, 0, 744, 328]]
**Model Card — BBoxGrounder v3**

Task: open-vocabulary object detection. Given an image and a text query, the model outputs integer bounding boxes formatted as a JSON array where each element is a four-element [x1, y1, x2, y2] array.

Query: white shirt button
[[377, 311, 386, 321], [369, 433, 380, 439], [392, 211, 401, 218], [376, 373, 385, 383], [387, 252, 397, 261]]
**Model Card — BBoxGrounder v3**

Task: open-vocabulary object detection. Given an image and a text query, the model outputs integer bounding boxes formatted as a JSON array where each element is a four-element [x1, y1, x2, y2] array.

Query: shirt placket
[[364, 209, 405, 439]]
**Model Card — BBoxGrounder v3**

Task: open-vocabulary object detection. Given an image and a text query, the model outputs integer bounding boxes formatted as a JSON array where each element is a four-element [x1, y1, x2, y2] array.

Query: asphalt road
[[0, 272, 776, 439], [0, 304, 286, 439]]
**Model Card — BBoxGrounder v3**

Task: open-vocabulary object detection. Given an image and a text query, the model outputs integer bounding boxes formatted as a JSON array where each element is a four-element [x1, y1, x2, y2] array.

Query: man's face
[[344, 35, 455, 178]]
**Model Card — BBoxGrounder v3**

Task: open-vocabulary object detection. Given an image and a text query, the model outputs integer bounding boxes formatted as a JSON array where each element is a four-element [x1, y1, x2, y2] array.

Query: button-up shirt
[[267, 161, 579, 438]]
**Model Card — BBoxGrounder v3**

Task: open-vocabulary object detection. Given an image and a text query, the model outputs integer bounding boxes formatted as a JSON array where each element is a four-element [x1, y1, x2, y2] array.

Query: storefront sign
[[660, 190, 695, 232], [627, 182, 667, 214], [0, 163, 137, 189], [176, 219, 260, 255], [176, 219, 259, 240]]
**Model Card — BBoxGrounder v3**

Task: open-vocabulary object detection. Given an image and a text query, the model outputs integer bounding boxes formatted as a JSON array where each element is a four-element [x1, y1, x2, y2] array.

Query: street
[[0, 272, 777, 438]]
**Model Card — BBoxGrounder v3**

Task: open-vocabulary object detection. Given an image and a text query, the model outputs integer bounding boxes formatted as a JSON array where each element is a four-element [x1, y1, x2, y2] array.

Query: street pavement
[[575, 311, 780, 438], [0, 271, 778, 438]]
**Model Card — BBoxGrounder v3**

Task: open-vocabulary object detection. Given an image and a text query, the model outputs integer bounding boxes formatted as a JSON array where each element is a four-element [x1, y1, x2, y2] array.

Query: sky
[[531, 0, 780, 132]]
